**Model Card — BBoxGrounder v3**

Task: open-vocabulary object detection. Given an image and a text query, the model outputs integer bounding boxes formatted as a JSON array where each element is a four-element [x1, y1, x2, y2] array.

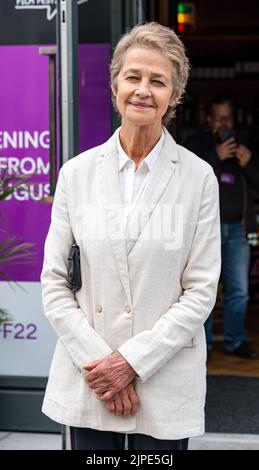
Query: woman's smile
[[128, 101, 155, 109]]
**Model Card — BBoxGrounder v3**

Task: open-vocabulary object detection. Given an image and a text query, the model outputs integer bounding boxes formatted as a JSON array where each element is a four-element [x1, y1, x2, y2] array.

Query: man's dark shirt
[[184, 129, 259, 232]]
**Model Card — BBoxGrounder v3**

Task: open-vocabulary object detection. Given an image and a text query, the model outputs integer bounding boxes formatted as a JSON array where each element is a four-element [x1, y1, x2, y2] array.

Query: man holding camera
[[185, 97, 259, 359]]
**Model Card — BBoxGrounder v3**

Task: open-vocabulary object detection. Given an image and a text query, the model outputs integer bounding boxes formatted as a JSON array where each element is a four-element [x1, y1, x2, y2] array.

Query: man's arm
[[184, 133, 221, 169], [239, 151, 259, 192]]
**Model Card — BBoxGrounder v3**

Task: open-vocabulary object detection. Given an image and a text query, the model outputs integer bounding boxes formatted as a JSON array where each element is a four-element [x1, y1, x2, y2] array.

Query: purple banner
[[0, 44, 111, 282], [79, 44, 111, 151]]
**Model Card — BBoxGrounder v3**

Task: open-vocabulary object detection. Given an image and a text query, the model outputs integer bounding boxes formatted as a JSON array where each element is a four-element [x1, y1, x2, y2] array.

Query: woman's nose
[[135, 81, 151, 97]]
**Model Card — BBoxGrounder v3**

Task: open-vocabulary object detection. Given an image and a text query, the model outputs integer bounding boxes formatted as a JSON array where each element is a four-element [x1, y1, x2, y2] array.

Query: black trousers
[[70, 427, 189, 450]]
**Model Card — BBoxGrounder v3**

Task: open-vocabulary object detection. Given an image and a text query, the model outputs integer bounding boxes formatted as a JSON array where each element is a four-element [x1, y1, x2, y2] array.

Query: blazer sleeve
[[118, 169, 221, 382], [41, 167, 113, 372]]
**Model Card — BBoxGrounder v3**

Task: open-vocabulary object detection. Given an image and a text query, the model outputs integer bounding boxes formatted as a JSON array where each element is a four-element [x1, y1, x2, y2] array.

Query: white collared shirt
[[117, 130, 164, 226]]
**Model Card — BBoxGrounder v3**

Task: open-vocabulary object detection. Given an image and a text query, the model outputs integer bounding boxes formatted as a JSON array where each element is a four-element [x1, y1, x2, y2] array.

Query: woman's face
[[114, 47, 174, 127]]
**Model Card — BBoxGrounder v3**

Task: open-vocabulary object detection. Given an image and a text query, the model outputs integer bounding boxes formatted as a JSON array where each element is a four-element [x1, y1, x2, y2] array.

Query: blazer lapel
[[98, 130, 131, 303], [125, 129, 179, 255], [97, 128, 178, 296]]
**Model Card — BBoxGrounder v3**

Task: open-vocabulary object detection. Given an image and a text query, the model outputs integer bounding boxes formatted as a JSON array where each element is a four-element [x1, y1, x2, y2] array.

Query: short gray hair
[[110, 22, 190, 126]]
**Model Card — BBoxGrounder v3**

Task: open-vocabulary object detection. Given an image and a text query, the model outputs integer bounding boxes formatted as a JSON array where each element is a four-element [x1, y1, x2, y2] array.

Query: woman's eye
[[126, 76, 139, 81], [152, 80, 165, 86]]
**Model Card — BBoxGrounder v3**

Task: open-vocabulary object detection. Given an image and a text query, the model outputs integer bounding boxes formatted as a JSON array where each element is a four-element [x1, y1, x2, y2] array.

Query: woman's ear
[[111, 85, 117, 97]]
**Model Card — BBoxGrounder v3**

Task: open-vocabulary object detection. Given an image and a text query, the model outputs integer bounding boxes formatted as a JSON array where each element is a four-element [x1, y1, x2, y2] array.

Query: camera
[[216, 128, 236, 144]]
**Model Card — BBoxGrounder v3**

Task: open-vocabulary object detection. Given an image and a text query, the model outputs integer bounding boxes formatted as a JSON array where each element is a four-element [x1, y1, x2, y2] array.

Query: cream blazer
[[41, 128, 221, 440]]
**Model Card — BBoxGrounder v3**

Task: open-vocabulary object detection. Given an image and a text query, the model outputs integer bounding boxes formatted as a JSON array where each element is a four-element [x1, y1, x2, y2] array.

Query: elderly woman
[[41, 22, 221, 451]]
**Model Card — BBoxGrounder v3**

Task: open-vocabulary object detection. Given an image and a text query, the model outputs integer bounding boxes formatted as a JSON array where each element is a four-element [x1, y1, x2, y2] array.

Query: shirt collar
[[117, 130, 165, 172]]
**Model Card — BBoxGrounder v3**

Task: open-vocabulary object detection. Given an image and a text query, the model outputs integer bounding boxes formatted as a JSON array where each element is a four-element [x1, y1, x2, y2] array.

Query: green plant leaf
[[0, 308, 13, 324]]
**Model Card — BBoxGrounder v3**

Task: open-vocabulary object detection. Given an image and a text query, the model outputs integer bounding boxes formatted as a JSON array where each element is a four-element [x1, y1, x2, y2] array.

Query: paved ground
[[0, 432, 259, 450]]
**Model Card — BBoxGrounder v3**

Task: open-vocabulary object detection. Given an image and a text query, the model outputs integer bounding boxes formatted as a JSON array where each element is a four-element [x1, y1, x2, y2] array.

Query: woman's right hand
[[105, 381, 139, 418]]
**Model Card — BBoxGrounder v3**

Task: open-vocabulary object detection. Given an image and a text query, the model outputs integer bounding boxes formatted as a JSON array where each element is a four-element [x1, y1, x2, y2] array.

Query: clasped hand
[[83, 352, 139, 417]]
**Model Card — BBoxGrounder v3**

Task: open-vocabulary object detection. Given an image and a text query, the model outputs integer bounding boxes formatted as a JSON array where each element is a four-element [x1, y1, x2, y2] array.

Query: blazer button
[[96, 305, 103, 313], [125, 305, 132, 314]]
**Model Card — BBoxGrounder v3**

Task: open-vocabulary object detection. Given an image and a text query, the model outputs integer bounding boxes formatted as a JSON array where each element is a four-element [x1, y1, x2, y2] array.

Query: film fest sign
[[14, 0, 89, 21], [0, 42, 111, 375]]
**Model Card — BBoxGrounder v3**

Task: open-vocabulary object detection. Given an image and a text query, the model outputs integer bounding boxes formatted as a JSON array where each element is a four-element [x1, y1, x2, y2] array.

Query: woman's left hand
[[83, 352, 137, 402]]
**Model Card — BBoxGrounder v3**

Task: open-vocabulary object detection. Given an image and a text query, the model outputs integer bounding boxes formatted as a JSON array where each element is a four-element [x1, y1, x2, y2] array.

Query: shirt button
[[96, 305, 103, 313], [125, 305, 133, 314]]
